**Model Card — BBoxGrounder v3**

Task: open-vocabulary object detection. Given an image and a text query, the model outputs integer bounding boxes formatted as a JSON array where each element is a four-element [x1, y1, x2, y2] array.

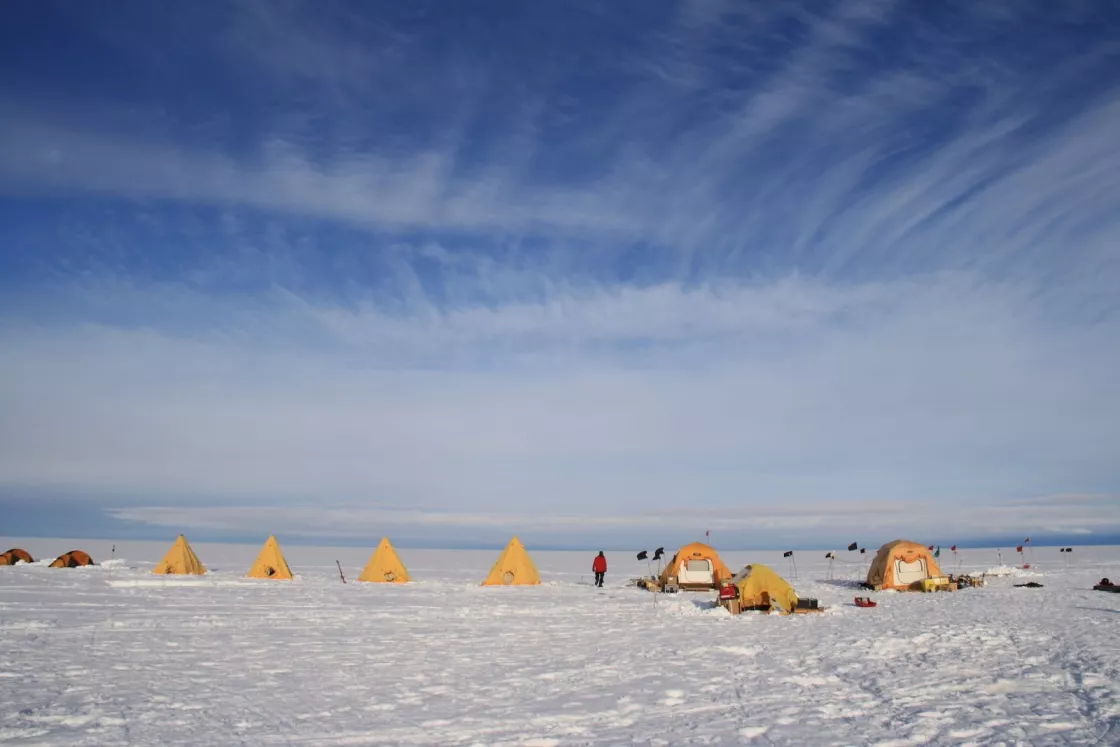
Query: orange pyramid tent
[[358, 537, 411, 583], [247, 535, 293, 580], [153, 534, 206, 575], [482, 536, 540, 586]]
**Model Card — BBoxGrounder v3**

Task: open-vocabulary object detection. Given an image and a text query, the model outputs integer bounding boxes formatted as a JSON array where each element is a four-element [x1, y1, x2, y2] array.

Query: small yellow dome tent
[[482, 536, 540, 586], [659, 542, 732, 590], [358, 537, 410, 583], [247, 535, 293, 580], [731, 564, 798, 613], [866, 539, 943, 590], [153, 534, 206, 575]]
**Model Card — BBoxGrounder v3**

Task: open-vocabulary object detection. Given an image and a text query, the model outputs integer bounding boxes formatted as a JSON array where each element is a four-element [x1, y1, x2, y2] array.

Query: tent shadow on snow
[[818, 579, 867, 589]]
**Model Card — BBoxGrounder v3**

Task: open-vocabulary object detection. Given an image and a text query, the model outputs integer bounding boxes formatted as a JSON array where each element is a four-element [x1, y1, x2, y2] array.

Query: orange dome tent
[[50, 550, 94, 568], [0, 548, 34, 565], [866, 540, 944, 590], [659, 542, 732, 590]]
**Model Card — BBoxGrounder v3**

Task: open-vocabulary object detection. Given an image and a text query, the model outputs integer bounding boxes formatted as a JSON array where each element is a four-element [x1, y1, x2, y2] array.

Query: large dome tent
[[866, 540, 944, 590], [659, 542, 732, 590]]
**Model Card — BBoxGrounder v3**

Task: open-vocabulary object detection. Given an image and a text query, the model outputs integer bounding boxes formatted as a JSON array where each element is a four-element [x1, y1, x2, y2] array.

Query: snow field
[[1, 540, 1118, 746]]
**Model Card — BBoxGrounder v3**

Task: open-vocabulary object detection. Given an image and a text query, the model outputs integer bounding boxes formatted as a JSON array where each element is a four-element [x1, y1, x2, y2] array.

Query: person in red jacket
[[592, 551, 607, 587]]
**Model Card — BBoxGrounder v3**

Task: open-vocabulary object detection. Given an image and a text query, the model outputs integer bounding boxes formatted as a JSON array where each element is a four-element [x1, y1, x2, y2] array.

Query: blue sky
[[1, 0, 1118, 550]]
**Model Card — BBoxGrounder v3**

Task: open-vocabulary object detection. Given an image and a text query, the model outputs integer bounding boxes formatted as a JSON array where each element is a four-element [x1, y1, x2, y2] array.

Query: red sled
[[854, 597, 877, 608]]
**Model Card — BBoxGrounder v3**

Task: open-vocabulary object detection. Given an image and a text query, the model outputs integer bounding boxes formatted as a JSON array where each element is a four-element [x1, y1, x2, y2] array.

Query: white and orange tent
[[659, 542, 732, 590], [866, 540, 943, 590]]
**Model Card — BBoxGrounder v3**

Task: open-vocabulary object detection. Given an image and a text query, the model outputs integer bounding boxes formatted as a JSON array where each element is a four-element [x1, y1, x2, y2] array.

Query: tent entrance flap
[[679, 559, 714, 586], [894, 558, 928, 586]]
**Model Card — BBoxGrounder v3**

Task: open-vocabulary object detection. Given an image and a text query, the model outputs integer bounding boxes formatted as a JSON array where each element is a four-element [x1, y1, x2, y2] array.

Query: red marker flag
[[1016, 545, 1024, 553], [950, 545, 957, 552]]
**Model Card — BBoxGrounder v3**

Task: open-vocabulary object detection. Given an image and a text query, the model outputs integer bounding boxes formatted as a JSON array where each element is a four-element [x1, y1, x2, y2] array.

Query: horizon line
[[2, 532, 1111, 553]]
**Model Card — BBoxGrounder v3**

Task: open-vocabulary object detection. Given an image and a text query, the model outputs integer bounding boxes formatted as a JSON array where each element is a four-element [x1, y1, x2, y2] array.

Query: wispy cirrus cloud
[[2, 273, 1117, 532], [2, 1, 1117, 273]]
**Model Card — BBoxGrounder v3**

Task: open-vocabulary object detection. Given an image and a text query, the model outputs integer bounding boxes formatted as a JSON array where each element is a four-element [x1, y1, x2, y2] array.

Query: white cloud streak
[[106, 492, 1119, 547], [2, 275, 1117, 541]]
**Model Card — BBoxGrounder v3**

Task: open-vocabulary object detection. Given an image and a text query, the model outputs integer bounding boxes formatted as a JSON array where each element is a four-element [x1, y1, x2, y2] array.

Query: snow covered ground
[[1, 538, 1117, 746]]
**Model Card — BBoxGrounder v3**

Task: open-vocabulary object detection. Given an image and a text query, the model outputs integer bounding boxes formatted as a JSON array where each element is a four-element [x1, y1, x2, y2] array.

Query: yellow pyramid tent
[[358, 537, 411, 583], [153, 534, 206, 575], [247, 535, 293, 580], [482, 536, 540, 586]]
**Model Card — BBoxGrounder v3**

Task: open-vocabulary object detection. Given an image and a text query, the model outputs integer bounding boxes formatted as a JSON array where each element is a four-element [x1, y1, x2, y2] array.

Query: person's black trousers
[[594, 572, 604, 587]]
